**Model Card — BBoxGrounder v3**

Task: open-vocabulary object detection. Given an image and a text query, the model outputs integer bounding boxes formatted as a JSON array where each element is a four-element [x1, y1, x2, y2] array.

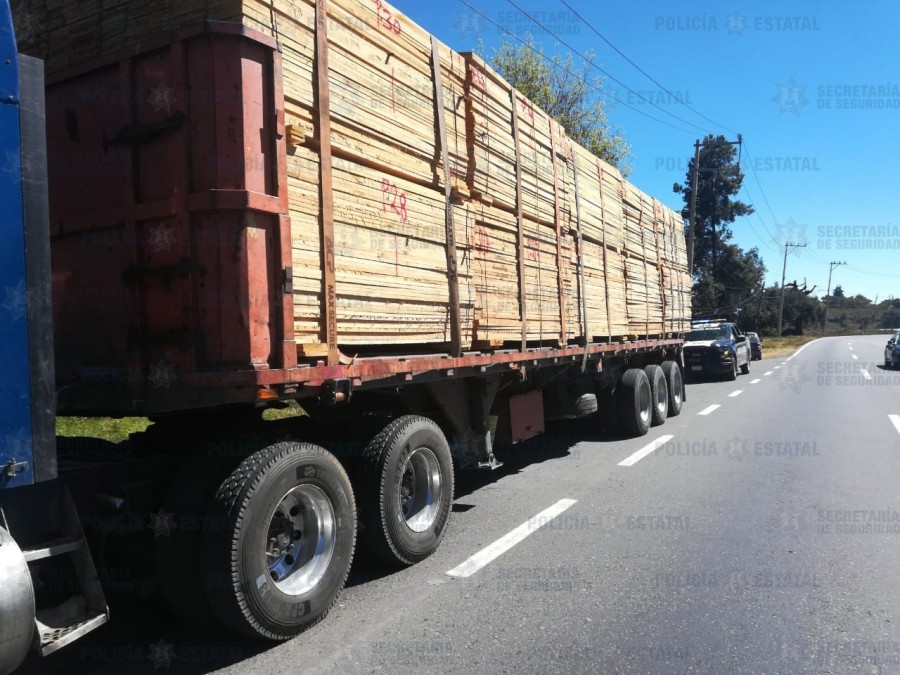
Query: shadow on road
[[27, 416, 632, 675]]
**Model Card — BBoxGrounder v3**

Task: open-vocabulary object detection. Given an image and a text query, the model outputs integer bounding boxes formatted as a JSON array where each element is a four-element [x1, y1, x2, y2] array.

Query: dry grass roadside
[[759, 335, 818, 360]]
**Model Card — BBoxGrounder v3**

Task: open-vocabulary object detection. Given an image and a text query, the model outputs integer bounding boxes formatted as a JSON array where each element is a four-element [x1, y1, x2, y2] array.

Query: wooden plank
[[315, 0, 339, 365], [549, 118, 566, 345], [431, 36, 461, 356], [510, 86, 527, 352]]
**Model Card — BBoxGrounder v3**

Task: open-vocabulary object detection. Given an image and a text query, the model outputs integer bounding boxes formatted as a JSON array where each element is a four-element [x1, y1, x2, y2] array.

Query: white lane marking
[[774, 366, 782, 370], [852, 354, 859, 360], [698, 404, 720, 416], [860, 368, 872, 381], [729, 390, 744, 398], [446, 499, 578, 578], [764, 371, 773, 376], [750, 378, 762, 384], [849, 346, 854, 351], [890, 415, 900, 436], [618, 434, 674, 467], [784, 338, 821, 362]]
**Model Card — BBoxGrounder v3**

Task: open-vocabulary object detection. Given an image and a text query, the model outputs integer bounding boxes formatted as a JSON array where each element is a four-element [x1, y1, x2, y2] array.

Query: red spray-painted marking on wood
[[519, 97, 534, 120], [468, 64, 486, 90], [473, 225, 492, 252], [374, 0, 402, 34], [525, 236, 540, 262], [381, 177, 408, 223]]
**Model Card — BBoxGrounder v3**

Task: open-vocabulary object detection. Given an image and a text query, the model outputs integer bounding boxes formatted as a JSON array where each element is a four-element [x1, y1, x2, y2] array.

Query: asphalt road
[[27, 334, 900, 674]]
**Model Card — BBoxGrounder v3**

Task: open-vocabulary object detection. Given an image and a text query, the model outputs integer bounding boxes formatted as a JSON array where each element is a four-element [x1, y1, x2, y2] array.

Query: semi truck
[[1, 0, 691, 671]]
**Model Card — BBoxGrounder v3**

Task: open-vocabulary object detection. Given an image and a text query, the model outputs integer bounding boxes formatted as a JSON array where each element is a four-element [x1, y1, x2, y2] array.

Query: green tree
[[692, 243, 766, 319], [673, 135, 759, 315], [490, 35, 630, 173], [832, 284, 844, 298]]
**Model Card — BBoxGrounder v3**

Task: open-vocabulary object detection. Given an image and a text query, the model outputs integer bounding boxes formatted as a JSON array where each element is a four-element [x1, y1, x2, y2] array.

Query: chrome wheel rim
[[265, 484, 336, 596], [655, 378, 667, 412], [399, 447, 442, 533], [639, 385, 652, 425]]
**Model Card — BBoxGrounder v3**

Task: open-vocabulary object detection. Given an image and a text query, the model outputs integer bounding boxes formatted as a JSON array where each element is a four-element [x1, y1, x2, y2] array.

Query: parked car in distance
[[683, 320, 752, 381], [885, 330, 900, 369], [747, 332, 763, 361]]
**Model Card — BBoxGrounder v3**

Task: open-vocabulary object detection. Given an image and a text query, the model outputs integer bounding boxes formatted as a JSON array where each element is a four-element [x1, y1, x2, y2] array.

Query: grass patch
[[759, 335, 817, 360], [261, 400, 308, 421], [56, 417, 152, 444], [55, 401, 306, 445]]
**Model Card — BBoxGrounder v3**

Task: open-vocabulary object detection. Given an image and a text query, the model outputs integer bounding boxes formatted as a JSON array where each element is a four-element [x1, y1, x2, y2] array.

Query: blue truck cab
[[683, 319, 752, 381], [0, 3, 108, 672]]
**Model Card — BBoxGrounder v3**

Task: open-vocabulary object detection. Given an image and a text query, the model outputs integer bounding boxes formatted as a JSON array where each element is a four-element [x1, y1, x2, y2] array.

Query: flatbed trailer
[[1, 0, 690, 672]]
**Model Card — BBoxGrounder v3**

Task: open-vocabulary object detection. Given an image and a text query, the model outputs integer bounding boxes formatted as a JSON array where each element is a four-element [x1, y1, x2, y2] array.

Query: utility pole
[[822, 260, 846, 333], [777, 242, 807, 336], [686, 139, 701, 276]]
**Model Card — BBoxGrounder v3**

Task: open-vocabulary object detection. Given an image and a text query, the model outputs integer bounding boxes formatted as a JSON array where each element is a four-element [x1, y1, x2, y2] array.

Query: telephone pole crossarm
[[777, 241, 807, 336], [822, 260, 847, 333]]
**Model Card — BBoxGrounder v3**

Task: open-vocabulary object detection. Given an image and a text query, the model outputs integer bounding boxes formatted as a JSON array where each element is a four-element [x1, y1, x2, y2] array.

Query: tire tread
[[359, 416, 454, 566], [208, 443, 355, 641]]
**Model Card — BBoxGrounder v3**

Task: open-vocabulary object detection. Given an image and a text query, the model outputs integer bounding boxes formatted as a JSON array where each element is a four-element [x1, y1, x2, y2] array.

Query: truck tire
[[201, 442, 356, 640], [0, 527, 34, 675], [661, 361, 684, 417], [643, 364, 668, 427], [617, 368, 652, 437], [358, 416, 454, 565]]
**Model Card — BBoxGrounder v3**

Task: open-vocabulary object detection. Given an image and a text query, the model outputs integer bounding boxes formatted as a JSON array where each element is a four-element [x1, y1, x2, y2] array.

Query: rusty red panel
[[49, 24, 287, 409], [509, 390, 544, 444]]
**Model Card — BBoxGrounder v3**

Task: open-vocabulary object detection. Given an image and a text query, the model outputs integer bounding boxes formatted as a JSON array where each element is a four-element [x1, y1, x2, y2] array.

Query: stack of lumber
[[19, 0, 692, 354], [287, 146, 472, 345]]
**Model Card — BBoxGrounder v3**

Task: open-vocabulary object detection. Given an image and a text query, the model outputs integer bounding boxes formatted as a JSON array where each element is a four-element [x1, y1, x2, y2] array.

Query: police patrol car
[[683, 319, 752, 381]]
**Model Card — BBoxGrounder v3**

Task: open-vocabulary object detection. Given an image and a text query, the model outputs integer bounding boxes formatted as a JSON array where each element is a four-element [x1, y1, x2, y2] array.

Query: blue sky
[[391, 0, 900, 301]]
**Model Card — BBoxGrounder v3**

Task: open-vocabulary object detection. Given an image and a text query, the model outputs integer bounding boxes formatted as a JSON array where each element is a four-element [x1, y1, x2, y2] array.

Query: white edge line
[[728, 390, 744, 397], [784, 337, 822, 362], [446, 498, 578, 578], [889, 415, 900, 436], [750, 378, 761, 384], [698, 404, 721, 416], [618, 434, 674, 467]]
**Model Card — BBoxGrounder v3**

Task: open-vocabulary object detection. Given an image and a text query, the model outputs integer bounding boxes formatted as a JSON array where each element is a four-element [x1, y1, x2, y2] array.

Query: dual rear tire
[[615, 360, 684, 437], [158, 417, 455, 642]]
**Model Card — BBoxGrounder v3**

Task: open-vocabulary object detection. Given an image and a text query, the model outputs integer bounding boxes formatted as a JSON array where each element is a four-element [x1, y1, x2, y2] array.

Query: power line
[[557, 0, 739, 135], [739, 140, 833, 266], [740, 140, 782, 228], [454, 0, 699, 134], [500, 0, 711, 134], [845, 264, 900, 278], [737, 183, 778, 249]]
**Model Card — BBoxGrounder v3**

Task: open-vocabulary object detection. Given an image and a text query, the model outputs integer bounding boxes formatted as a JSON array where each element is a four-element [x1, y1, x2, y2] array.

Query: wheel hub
[[265, 484, 336, 596], [398, 447, 442, 533]]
